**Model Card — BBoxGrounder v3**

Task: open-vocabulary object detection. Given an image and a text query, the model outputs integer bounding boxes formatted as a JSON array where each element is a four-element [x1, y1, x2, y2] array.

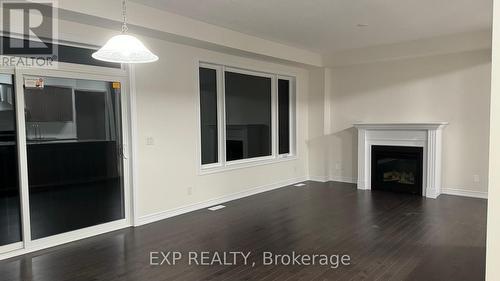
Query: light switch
[[146, 137, 155, 146]]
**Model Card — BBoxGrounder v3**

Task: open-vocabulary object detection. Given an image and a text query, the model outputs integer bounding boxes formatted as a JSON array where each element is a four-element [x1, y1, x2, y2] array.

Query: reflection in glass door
[[0, 74, 22, 248], [23, 76, 124, 240]]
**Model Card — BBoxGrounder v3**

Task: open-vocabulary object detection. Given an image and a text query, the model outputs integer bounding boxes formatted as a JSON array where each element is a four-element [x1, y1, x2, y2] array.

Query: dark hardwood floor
[[0, 181, 487, 281]]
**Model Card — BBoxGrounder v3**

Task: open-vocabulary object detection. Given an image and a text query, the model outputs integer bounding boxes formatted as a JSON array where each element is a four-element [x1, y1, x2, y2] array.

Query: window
[[278, 79, 291, 155], [199, 63, 295, 171], [225, 71, 272, 161], [199, 67, 219, 165]]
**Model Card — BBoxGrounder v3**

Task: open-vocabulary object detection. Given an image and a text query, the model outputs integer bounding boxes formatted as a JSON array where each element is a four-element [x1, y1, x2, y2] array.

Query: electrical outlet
[[187, 186, 193, 195], [146, 137, 155, 146], [473, 175, 480, 183], [335, 163, 341, 170]]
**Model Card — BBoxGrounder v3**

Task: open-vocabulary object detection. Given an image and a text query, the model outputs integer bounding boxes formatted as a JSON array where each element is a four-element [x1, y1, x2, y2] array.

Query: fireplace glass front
[[371, 145, 423, 195]]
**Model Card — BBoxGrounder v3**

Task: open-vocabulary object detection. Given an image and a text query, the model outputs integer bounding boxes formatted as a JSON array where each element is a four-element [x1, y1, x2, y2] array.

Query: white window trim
[[198, 62, 297, 175]]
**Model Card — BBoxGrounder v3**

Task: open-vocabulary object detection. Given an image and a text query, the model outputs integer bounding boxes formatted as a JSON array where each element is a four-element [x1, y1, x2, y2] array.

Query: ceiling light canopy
[[92, 0, 158, 64]]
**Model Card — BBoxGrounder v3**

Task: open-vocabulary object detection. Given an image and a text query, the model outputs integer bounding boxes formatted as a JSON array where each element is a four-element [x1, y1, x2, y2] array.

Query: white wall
[[307, 67, 329, 179], [133, 37, 311, 219], [486, 1, 500, 279], [55, 9, 491, 224], [309, 50, 491, 194], [326, 30, 491, 67], [52, 17, 315, 221]]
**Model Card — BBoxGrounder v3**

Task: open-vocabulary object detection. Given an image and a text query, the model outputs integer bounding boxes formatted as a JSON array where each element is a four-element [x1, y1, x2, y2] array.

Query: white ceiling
[[131, 0, 492, 55]]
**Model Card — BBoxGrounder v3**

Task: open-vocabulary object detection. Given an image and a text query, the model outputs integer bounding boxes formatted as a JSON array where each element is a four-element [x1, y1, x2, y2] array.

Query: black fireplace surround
[[371, 145, 423, 195]]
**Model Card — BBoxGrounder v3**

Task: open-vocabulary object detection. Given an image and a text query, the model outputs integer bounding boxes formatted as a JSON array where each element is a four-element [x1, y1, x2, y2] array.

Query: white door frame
[[0, 68, 23, 255], [0, 62, 134, 260]]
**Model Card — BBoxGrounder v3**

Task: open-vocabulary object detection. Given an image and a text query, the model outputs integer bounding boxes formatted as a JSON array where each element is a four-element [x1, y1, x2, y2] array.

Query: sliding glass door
[[0, 74, 22, 251], [23, 76, 125, 240], [0, 67, 130, 257]]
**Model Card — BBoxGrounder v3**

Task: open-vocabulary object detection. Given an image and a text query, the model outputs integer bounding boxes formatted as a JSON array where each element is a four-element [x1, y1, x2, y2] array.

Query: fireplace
[[354, 123, 447, 198], [371, 145, 423, 195]]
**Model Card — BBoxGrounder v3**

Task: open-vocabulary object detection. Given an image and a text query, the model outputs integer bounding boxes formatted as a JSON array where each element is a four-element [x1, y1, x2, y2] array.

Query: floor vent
[[208, 205, 226, 211], [294, 183, 307, 187]]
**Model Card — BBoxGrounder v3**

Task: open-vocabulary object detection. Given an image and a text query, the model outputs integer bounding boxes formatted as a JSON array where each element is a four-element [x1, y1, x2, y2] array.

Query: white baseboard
[[308, 175, 357, 184], [308, 175, 329, 182], [308, 176, 488, 199], [135, 176, 308, 226], [136, 176, 487, 227], [329, 176, 357, 184], [441, 188, 488, 199]]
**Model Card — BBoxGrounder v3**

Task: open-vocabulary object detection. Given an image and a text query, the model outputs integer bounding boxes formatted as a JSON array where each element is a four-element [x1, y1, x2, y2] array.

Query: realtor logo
[[0, 0, 58, 67]]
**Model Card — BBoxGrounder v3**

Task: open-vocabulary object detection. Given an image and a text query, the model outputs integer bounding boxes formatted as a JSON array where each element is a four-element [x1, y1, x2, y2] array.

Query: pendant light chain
[[121, 0, 128, 33]]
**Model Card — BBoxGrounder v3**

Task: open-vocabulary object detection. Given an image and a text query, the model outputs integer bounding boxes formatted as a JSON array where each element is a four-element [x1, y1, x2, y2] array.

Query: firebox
[[371, 145, 423, 195]]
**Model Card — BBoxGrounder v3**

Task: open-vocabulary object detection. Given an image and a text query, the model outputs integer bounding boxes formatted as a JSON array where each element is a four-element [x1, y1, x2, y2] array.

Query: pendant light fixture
[[92, 0, 158, 64]]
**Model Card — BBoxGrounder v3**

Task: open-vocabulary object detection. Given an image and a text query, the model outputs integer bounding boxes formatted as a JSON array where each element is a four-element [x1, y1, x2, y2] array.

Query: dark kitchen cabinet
[[26, 141, 120, 189], [25, 86, 74, 122], [75, 90, 106, 140]]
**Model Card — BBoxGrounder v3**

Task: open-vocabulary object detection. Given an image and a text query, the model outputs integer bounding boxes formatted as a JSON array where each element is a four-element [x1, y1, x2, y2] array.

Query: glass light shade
[[92, 34, 158, 63]]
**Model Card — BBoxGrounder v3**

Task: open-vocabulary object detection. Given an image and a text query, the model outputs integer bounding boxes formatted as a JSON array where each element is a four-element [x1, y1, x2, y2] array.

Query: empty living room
[[1, 0, 500, 280]]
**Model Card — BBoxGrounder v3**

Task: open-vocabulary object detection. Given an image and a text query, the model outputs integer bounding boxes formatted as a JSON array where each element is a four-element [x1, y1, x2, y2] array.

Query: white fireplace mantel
[[354, 122, 448, 199]]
